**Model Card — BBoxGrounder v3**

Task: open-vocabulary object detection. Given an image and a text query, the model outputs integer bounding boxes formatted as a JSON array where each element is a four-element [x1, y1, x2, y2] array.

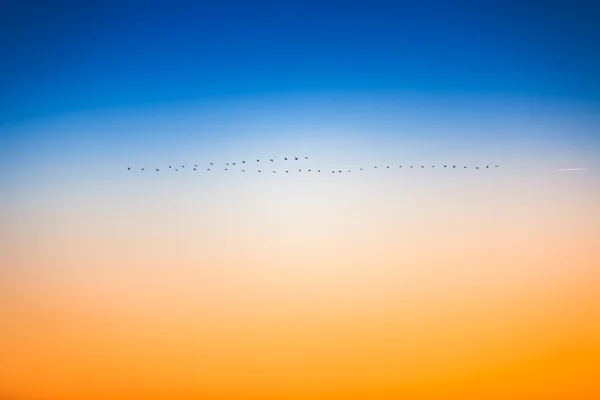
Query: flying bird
[[156, 168, 159, 171], [141, 168, 145, 170], [285, 157, 288, 160], [210, 163, 213, 165], [270, 159, 274, 162], [295, 157, 298, 160], [127, 167, 131, 170]]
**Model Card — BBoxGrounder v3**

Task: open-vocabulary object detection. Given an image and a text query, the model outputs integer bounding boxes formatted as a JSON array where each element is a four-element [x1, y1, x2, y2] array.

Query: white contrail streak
[[556, 167, 588, 171]]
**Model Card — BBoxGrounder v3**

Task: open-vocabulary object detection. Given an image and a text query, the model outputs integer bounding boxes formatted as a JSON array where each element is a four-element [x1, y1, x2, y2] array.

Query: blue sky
[[2, 0, 600, 125]]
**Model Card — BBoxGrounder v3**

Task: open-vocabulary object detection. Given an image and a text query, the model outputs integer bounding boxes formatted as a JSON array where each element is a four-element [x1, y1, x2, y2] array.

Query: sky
[[1, 1, 600, 400]]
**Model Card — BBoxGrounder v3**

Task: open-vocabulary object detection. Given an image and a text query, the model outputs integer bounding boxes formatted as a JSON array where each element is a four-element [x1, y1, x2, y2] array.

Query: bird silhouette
[[226, 163, 229, 166], [272, 170, 276, 173], [308, 169, 311, 172], [210, 163, 214, 165], [298, 169, 302, 172], [127, 167, 131, 170], [374, 166, 378, 168], [270, 159, 274, 162], [386, 166, 390, 168], [444, 165, 447, 168], [182, 165, 185, 168], [476, 167, 479, 169], [486, 166, 489, 168], [174, 168, 178, 171], [318, 170, 321, 172], [295, 157, 298, 160], [338, 170, 342, 173], [285, 157, 288, 160], [242, 161, 245, 163], [225, 168, 228, 171], [453, 165, 456, 168], [495, 165, 498, 168], [141, 168, 145, 170], [285, 170, 289, 173], [207, 168, 211, 171], [194, 164, 198, 167], [257, 159, 260, 162], [242, 169, 245, 172], [233, 162, 236, 165], [156, 168, 159, 171], [169, 165, 172, 168], [421, 166, 424, 168], [411, 166, 414, 168], [305, 157, 308, 159], [258, 170, 262, 172], [193, 167, 196, 170]]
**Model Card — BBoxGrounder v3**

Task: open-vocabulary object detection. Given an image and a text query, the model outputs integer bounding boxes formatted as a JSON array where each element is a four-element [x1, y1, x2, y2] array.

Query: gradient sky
[[1, 1, 600, 400]]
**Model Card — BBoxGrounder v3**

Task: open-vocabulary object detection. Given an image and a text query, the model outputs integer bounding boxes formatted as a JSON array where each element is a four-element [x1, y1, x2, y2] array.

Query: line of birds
[[128, 160, 499, 173]]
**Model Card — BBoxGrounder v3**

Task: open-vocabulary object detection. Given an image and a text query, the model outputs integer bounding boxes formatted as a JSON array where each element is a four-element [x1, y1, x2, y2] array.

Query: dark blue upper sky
[[1, 0, 599, 124]]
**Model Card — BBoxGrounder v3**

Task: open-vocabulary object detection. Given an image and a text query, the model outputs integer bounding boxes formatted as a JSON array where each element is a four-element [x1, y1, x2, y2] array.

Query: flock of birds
[[127, 156, 500, 173]]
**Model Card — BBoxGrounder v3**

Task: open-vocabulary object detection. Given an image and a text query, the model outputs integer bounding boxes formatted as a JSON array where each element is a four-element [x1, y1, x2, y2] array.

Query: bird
[[495, 165, 499, 168], [410, 166, 414, 168], [182, 165, 185, 168], [141, 168, 145, 171], [127, 167, 131, 170], [332, 171, 335, 173], [374, 166, 378, 168], [225, 168, 228, 171], [233, 162, 236, 165], [338, 170, 342, 173], [169, 165, 172, 168], [464, 166, 467, 168], [305, 157, 308, 159], [486, 166, 489, 168], [421, 166, 424, 168], [432, 166, 435, 168], [270, 159, 274, 162], [476, 166, 479, 169], [347, 170, 351, 173], [399, 166, 402, 168], [207, 168, 211, 171], [174, 168, 178, 171], [453, 165, 456, 168], [318, 170, 321, 172], [193, 167, 196, 170], [295, 157, 298, 160], [210, 162, 214, 165], [386, 166, 390, 168], [194, 164, 198, 167], [284, 157, 288, 160], [308, 169, 311, 172], [156, 168, 160, 171], [242, 161, 245, 163], [226, 163, 229, 166], [242, 169, 245, 172], [272, 170, 276, 173], [298, 169, 302, 172], [257, 159, 260, 162], [285, 170, 289, 173], [258, 170, 262, 172]]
